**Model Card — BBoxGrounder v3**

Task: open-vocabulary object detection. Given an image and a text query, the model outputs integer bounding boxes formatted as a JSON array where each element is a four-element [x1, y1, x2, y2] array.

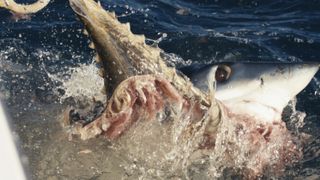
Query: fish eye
[[215, 65, 231, 82]]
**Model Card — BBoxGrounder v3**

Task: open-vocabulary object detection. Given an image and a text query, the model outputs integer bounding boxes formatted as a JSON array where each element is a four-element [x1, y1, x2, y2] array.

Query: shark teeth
[[83, 29, 89, 36], [88, 42, 95, 49], [97, 0, 101, 7], [94, 54, 101, 63], [110, 11, 116, 18], [123, 22, 131, 31]]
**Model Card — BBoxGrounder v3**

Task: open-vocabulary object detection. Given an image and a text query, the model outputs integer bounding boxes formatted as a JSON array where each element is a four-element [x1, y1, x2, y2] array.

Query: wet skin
[[2, 0, 318, 178]]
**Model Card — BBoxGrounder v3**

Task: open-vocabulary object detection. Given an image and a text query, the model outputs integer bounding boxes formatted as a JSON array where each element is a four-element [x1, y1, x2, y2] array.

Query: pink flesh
[[72, 75, 205, 140], [70, 75, 302, 177], [217, 103, 302, 176]]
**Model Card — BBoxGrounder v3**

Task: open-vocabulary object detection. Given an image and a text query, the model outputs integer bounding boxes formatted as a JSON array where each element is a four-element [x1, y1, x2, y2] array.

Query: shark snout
[[191, 62, 319, 112], [214, 63, 319, 111]]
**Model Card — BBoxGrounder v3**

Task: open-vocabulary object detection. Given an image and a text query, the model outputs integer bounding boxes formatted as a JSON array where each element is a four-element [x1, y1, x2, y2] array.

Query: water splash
[[287, 98, 306, 130], [44, 61, 105, 104], [313, 77, 320, 96]]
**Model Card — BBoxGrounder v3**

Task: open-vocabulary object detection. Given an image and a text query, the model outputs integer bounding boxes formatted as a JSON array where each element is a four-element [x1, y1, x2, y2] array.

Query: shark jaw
[[66, 62, 318, 177], [66, 0, 320, 177]]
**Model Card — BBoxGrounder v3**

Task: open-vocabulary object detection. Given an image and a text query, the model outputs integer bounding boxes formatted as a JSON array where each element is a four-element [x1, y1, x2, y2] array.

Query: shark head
[[67, 0, 320, 176], [192, 62, 319, 122], [191, 62, 319, 174]]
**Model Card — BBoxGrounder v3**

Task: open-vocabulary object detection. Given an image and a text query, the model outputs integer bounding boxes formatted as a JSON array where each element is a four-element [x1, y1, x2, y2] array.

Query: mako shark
[[63, 0, 319, 177], [1, 0, 319, 178]]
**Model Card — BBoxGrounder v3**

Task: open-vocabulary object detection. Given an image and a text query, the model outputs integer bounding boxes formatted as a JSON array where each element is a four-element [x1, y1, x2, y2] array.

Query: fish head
[[66, 0, 320, 175], [69, 0, 135, 93], [191, 62, 319, 174], [192, 62, 319, 122], [213, 63, 318, 120], [69, 0, 173, 95]]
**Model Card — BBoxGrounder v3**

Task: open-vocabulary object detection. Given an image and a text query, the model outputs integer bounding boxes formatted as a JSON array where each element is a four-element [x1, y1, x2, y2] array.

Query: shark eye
[[215, 65, 231, 82]]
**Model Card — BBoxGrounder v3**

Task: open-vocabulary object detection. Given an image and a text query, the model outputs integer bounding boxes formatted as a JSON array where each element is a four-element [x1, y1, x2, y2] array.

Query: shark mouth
[[65, 63, 318, 177], [63, 0, 319, 178], [67, 75, 206, 140], [0, 0, 318, 178]]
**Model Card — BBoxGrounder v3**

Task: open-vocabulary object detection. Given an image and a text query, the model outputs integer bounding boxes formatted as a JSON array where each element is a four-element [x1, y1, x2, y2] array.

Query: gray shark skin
[[66, 0, 319, 178], [192, 62, 319, 112]]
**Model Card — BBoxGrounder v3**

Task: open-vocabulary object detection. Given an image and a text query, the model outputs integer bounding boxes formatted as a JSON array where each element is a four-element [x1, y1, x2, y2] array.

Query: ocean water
[[0, 0, 320, 179]]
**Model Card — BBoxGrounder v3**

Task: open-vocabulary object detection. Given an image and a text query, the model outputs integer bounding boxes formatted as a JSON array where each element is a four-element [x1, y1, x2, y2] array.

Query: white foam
[[45, 61, 105, 103]]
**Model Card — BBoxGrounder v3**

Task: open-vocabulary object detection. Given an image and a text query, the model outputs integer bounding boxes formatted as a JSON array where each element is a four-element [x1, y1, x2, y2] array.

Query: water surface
[[0, 0, 320, 179]]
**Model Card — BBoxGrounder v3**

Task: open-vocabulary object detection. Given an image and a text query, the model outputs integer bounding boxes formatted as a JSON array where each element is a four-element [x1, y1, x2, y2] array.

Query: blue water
[[0, 0, 320, 179]]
